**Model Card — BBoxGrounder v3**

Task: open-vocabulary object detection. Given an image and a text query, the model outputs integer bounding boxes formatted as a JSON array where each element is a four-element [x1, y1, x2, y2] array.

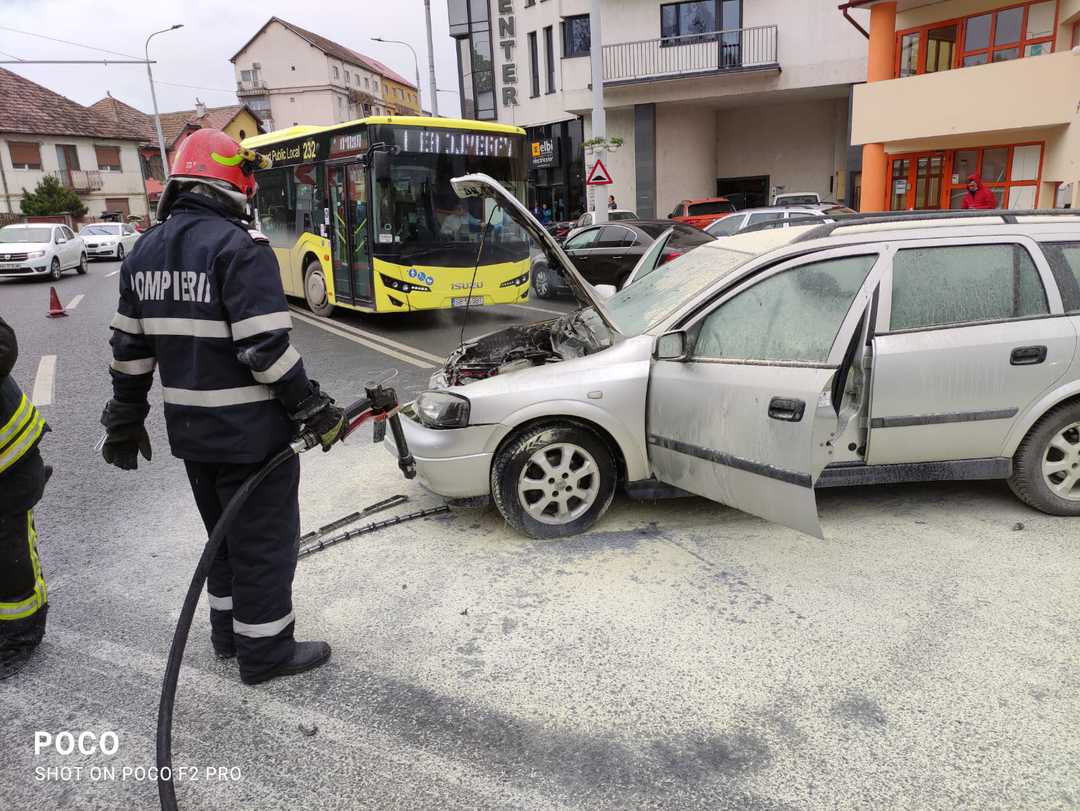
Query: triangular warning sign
[[586, 159, 613, 186]]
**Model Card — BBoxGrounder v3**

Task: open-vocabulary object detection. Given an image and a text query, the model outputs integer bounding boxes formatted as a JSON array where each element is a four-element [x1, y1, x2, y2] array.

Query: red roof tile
[[88, 98, 257, 148], [0, 68, 145, 140]]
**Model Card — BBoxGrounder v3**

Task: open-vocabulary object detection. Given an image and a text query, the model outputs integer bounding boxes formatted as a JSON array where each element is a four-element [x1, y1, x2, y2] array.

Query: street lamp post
[[145, 24, 183, 181], [371, 37, 422, 114]]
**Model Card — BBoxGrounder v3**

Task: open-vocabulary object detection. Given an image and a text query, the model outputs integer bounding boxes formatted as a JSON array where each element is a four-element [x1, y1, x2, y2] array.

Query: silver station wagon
[[389, 174, 1080, 539]]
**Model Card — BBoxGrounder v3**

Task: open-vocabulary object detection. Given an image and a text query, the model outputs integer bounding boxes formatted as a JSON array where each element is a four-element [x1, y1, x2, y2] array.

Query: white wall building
[[0, 68, 147, 220], [449, 0, 869, 218], [231, 17, 421, 131]]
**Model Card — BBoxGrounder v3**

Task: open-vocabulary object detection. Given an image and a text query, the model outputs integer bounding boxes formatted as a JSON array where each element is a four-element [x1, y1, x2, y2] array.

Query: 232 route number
[[301, 140, 317, 161]]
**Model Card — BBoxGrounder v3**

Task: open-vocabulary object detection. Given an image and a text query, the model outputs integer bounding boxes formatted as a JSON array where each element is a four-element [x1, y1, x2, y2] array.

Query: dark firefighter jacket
[[1, 315, 48, 513], [108, 192, 313, 464]]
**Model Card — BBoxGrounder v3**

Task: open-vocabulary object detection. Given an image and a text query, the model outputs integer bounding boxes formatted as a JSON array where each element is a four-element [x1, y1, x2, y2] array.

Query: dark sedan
[[531, 221, 712, 298]]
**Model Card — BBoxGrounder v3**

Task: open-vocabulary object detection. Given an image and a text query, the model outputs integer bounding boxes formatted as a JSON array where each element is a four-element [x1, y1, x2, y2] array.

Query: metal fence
[[52, 170, 103, 192], [602, 25, 779, 84]]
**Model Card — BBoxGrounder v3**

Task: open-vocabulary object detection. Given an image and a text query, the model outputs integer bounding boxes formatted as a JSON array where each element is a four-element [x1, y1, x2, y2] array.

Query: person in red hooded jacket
[[961, 173, 998, 209]]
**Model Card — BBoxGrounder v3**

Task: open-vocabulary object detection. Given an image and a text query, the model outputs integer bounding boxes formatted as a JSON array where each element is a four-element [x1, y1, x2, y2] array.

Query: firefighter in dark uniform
[[0, 314, 50, 678], [100, 129, 346, 685]]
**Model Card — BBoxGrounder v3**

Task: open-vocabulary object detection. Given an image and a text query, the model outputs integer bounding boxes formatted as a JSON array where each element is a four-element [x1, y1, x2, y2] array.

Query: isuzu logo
[[451, 281, 483, 290]]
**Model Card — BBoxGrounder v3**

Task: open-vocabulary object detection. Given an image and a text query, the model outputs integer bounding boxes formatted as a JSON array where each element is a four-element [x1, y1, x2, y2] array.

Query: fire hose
[[156, 380, 416, 811]]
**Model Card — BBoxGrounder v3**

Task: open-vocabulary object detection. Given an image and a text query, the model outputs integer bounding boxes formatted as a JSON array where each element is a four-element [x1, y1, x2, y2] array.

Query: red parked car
[[668, 197, 736, 230]]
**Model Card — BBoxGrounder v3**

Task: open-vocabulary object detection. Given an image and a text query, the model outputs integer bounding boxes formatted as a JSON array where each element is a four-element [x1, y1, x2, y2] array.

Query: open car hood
[[450, 173, 619, 334]]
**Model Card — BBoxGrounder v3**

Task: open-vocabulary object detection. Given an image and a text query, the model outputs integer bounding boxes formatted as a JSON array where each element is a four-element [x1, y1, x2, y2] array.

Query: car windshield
[[777, 195, 819, 205], [603, 227, 806, 336], [706, 215, 743, 237], [0, 226, 51, 243], [81, 224, 120, 235], [608, 211, 636, 221], [688, 200, 731, 216]]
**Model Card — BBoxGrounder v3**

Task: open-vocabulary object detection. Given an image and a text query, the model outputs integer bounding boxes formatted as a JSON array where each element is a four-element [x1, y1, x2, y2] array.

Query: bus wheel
[[303, 261, 334, 317]]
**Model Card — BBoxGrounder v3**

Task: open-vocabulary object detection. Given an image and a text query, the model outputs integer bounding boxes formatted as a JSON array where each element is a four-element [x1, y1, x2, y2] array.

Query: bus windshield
[[373, 152, 529, 264]]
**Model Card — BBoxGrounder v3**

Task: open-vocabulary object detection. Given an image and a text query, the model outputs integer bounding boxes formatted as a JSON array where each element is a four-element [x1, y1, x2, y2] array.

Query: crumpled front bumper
[[383, 409, 497, 499]]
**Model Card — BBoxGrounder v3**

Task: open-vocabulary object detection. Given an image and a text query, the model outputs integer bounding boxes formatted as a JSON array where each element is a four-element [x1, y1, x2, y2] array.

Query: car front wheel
[[76, 253, 88, 274], [303, 260, 334, 317], [491, 422, 617, 539], [1008, 401, 1080, 516], [532, 264, 553, 299], [116, 244, 125, 261], [49, 257, 62, 281]]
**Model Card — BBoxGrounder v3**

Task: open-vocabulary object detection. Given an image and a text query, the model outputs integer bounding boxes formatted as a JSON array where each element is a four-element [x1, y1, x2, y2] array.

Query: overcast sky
[[0, 0, 461, 117]]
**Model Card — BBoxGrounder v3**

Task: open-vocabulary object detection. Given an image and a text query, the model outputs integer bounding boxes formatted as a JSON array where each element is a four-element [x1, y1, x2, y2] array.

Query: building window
[[8, 141, 42, 169], [364, 77, 370, 88], [528, 31, 540, 97], [332, 65, 340, 79], [94, 145, 122, 172], [661, 1, 716, 39], [544, 26, 555, 93], [886, 143, 1043, 211], [345, 71, 351, 84], [451, 0, 497, 120], [562, 15, 591, 58], [142, 153, 164, 182]]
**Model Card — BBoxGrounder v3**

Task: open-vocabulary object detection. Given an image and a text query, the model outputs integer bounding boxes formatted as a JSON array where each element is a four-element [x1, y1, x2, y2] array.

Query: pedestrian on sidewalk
[[100, 129, 347, 686], [0, 314, 50, 679], [961, 173, 998, 210], [608, 194, 617, 210]]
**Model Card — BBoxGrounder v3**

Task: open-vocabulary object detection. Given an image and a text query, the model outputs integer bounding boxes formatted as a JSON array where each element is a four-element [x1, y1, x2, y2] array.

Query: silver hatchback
[[390, 175, 1080, 539]]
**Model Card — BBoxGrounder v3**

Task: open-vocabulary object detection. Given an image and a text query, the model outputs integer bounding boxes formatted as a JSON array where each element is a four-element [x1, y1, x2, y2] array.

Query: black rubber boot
[[241, 641, 331, 686], [212, 634, 236, 660], [0, 605, 47, 680]]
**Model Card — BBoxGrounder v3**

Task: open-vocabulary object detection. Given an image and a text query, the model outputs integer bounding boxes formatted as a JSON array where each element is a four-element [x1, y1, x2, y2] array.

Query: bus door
[[328, 163, 373, 305]]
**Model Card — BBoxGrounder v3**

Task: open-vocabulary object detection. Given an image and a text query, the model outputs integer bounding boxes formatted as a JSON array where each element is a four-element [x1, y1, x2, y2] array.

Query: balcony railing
[[236, 78, 268, 96], [602, 25, 779, 86], [53, 170, 103, 192]]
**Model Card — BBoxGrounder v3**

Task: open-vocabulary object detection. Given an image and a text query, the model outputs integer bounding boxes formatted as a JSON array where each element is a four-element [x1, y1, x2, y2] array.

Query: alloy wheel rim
[[517, 442, 600, 525], [534, 269, 549, 296], [51, 260, 60, 279], [1042, 421, 1080, 501], [307, 270, 328, 310]]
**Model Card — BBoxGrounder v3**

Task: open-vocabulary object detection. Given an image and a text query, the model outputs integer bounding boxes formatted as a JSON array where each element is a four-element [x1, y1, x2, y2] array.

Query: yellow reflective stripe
[[0, 512, 46, 621], [0, 395, 32, 448], [0, 412, 45, 475]]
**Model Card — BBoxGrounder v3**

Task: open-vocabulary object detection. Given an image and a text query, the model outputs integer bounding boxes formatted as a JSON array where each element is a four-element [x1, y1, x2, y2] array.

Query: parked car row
[[0, 221, 139, 281], [400, 173, 1080, 542], [705, 203, 856, 237]]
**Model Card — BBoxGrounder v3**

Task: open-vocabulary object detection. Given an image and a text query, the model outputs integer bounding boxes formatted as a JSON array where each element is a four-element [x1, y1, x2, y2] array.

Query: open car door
[[646, 248, 886, 537]]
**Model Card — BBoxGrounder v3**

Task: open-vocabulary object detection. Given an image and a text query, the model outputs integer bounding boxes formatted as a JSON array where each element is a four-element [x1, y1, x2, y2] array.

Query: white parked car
[[79, 222, 139, 261], [389, 176, 1080, 540], [0, 223, 86, 280], [772, 191, 822, 206]]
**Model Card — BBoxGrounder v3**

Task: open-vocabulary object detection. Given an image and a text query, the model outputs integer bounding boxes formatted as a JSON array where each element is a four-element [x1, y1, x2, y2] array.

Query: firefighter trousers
[[0, 509, 48, 648], [184, 455, 300, 680]]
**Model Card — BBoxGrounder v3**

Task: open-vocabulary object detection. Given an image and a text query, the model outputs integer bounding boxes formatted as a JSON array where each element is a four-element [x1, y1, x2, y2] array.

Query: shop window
[[897, 1, 1054, 77], [890, 244, 1047, 331], [562, 15, 590, 58], [890, 143, 1042, 211]]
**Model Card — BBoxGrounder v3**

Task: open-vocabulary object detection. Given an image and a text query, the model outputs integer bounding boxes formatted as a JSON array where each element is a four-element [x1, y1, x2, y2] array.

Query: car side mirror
[[654, 330, 689, 361], [593, 283, 616, 299], [55, 237, 66, 244]]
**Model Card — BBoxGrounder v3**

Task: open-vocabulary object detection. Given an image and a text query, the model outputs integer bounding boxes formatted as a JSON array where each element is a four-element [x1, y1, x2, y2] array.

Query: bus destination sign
[[394, 128, 517, 159]]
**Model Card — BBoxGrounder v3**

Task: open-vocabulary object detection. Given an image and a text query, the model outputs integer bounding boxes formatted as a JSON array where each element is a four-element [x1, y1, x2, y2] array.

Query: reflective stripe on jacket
[[0, 377, 45, 476]]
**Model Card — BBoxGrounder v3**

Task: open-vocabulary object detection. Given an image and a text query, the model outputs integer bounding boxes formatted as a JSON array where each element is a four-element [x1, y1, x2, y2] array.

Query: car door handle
[[1010, 345, 1047, 366], [768, 397, 806, 422]]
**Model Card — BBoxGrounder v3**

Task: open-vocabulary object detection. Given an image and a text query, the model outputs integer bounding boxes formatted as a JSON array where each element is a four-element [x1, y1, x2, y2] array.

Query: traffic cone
[[46, 286, 68, 318]]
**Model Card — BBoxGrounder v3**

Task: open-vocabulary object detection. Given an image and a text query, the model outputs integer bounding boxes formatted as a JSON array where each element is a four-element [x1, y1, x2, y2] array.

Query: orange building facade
[[844, 0, 1080, 212]]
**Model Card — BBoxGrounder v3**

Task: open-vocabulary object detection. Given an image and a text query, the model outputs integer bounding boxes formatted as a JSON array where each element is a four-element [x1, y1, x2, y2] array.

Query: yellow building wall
[[221, 109, 263, 143], [381, 78, 421, 115]]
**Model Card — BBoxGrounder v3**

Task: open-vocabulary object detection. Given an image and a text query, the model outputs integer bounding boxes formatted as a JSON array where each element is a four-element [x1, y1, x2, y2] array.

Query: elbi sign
[[586, 159, 613, 186], [530, 138, 558, 169]]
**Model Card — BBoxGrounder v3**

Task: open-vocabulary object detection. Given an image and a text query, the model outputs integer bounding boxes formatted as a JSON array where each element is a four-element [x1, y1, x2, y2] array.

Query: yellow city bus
[[242, 116, 530, 315]]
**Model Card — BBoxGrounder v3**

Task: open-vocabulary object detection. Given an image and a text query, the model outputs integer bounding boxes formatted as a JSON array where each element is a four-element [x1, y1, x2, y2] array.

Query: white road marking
[[288, 306, 445, 364], [509, 302, 567, 316], [66, 294, 84, 310], [106, 269, 120, 277], [32, 355, 57, 406], [289, 310, 436, 369]]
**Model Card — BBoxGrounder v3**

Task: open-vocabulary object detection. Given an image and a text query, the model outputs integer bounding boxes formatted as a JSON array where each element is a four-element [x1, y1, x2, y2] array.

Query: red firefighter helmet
[[169, 128, 271, 198]]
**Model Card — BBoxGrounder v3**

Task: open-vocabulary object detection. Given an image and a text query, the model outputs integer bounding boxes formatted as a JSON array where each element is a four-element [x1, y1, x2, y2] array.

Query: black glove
[[289, 383, 345, 452], [100, 400, 152, 471]]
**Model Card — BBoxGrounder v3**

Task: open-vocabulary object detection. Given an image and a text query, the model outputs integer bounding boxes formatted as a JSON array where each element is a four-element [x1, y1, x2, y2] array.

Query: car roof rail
[[792, 208, 1080, 243]]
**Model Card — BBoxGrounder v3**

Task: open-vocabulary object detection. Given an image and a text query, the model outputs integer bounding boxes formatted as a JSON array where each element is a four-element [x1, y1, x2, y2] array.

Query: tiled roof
[[0, 68, 145, 140], [89, 98, 255, 148], [232, 17, 417, 90]]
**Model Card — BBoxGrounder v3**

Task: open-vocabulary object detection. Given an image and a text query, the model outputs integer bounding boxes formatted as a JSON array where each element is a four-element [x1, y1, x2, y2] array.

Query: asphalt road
[[1, 261, 1078, 809]]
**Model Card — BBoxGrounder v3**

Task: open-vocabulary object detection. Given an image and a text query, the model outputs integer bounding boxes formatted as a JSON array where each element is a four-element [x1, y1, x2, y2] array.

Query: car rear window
[[688, 201, 732, 216], [1041, 242, 1080, 312], [609, 211, 637, 221], [890, 244, 1048, 331]]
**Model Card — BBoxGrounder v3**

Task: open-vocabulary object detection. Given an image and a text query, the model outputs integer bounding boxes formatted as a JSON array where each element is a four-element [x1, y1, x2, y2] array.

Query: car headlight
[[500, 271, 530, 288], [27, 250, 45, 259], [415, 391, 470, 429]]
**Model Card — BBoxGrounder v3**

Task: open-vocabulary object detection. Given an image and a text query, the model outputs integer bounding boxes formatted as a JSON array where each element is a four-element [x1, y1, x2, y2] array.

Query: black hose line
[[155, 444, 295, 811]]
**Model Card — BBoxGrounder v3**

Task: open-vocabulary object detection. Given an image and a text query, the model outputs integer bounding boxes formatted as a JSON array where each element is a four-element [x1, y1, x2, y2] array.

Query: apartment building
[[231, 17, 421, 132], [845, 0, 1079, 212], [449, 0, 868, 219], [0, 69, 147, 220]]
